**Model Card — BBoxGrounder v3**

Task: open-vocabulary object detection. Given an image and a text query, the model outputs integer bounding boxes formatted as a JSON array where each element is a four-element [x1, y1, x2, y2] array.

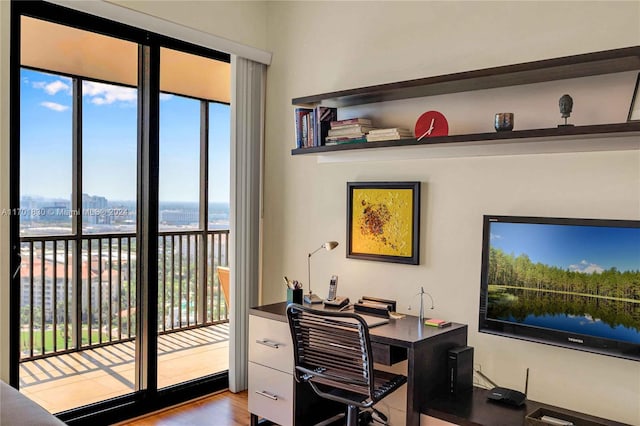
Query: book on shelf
[[326, 134, 368, 142], [330, 117, 372, 127], [368, 127, 413, 136], [325, 137, 367, 146], [295, 106, 337, 148], [314, 106, 337, 147], [328, 125, 376, 137], [328, 123, 371, 131], [366, 127, 414, 142], [295, 107, 314, 148]]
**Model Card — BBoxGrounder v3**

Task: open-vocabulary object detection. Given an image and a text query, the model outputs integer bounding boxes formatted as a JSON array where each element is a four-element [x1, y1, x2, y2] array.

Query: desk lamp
[[305, 241, 339, 304]]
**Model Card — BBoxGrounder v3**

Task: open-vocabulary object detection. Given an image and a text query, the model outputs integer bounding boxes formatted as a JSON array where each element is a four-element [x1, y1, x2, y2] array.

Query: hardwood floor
[[119, 390, 251, 426]]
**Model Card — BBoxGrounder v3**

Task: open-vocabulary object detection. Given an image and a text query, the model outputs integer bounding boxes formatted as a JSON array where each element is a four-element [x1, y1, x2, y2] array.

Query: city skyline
[[20, 68, 230, 203]]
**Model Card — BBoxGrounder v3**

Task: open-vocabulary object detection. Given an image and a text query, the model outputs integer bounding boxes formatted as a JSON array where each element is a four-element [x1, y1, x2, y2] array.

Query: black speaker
[[448, 346, 473, 396]]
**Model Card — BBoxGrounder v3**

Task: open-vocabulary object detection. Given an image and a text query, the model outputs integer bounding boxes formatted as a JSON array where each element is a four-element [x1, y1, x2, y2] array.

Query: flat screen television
[[479, 215, 640, 361]]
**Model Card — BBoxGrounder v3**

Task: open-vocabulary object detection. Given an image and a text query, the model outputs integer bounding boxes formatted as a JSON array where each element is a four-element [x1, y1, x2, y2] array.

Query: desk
[[249, 302, 468, 426]]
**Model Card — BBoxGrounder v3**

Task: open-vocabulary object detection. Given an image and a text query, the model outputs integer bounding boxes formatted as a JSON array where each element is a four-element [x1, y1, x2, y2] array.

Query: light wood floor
[[19, 323, 230, 414], [120, 390, 251, 426]]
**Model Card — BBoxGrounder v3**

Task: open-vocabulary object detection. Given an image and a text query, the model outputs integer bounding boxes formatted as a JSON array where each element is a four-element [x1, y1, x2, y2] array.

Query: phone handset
[[327, 275, 338, 301]]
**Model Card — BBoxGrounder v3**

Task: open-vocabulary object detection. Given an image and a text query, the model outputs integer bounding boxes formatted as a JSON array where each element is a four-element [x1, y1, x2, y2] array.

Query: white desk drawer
[[248, 362, 294, 426], [249, 315, 293, 373]]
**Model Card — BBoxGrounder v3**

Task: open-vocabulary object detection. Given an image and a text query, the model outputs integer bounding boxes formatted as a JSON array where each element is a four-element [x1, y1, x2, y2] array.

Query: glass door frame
[[9, 1, 230, 423]]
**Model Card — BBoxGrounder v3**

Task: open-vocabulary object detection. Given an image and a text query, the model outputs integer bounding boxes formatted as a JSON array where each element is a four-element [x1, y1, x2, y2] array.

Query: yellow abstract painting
[[351, 188, 414, 257]]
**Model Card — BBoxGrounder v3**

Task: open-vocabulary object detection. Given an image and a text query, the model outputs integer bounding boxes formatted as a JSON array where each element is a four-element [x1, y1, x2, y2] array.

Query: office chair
[[216, 266, 230, 307], [287, 304, 407, 426]]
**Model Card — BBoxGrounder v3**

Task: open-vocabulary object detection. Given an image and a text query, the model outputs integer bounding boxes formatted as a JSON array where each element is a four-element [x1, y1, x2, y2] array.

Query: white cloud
[[160, 93, 173, 101], [40, 101, 69, 112], [45, 80, 70, 95], [490, 233, 502, 241], [33, 79, 71, 95], [83, 81, 137, 105], [569, 260, 604, 274]]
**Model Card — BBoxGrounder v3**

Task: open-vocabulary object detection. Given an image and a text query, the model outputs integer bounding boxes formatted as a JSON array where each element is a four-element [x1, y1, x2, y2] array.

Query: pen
[[283, 276, 293, 289]]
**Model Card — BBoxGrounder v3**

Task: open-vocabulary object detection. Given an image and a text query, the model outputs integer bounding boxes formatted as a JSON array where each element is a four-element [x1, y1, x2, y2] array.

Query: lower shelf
[[425, 387, 629, 426], [291, 123, 640, 163]]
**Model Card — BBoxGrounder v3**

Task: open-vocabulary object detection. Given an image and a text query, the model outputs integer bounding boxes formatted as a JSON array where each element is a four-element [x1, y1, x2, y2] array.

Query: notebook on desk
[[340, 313, 389, 328]]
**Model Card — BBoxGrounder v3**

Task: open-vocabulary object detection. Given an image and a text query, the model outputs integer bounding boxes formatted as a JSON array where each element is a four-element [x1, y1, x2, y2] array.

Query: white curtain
[[229, 55, 265, 393]]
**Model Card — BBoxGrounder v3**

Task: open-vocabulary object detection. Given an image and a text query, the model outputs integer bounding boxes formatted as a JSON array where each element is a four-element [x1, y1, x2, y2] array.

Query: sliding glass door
[[18, 17, 140, 410], [157, 47, 231, 388]]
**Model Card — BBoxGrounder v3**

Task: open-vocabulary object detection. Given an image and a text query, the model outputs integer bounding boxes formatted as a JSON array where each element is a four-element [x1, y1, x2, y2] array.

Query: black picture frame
[[346, 181, 420, 265], [628, 72, 640, 122]]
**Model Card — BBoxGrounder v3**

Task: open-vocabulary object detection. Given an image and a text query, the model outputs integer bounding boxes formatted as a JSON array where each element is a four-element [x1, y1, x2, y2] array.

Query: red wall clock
[[414, 111, 448, 140]]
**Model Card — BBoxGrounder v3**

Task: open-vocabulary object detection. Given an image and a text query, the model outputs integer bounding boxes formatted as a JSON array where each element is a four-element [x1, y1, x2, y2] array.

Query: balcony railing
[[19, 229, 229, 361]]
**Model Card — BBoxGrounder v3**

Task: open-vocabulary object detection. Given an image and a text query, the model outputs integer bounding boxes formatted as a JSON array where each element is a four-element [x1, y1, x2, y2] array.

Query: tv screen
[[479, 215, 640, 361]]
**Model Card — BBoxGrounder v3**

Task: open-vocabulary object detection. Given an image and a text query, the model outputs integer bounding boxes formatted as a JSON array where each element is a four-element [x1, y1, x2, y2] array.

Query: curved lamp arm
[[307, 241, 339, 299]]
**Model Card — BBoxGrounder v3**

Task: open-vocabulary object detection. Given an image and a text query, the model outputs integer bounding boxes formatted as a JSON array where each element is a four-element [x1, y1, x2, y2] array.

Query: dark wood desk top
[[250, 301, 467, 349]]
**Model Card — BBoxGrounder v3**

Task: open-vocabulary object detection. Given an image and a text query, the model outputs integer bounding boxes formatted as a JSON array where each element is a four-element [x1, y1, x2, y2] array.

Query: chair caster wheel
[[358, 410, 373, 425]]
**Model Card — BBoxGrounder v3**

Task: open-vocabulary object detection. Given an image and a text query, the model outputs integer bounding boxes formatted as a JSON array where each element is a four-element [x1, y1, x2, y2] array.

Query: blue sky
[[490, 221, 640, 273], [20, 68, 230, 203]]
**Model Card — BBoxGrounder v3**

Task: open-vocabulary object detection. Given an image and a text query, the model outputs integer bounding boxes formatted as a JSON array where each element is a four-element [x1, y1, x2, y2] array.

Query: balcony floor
[[19, 323, 230, 414]]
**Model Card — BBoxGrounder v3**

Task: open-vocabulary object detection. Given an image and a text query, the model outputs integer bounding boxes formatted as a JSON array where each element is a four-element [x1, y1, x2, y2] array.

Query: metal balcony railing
[[19, 229, 230, 361]]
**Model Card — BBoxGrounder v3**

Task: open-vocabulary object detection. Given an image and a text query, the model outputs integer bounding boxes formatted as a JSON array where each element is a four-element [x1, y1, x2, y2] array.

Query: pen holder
[[287, 288, 303, 304]]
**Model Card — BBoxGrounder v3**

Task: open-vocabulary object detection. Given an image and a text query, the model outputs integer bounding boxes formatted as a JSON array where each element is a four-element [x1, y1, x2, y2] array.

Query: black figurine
[[558, 94, 574, 127]]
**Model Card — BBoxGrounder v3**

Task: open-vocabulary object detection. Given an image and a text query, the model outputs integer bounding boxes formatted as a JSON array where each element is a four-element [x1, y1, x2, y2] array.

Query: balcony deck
[[19, 323, 229, 414]]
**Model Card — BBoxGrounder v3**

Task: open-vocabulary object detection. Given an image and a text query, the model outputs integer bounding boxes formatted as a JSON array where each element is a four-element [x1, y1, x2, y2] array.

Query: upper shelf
[[291, 46, 640, 107]]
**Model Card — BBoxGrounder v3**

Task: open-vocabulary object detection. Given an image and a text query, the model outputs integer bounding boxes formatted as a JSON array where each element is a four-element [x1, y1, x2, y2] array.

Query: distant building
[[20, 253, 131, 322], [83, 193, 111, 225], [160, 209, 199, 226]]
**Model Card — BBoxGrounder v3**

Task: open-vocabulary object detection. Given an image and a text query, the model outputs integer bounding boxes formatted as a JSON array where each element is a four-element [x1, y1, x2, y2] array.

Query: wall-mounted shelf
[[293, 124, 640, 163], [290, 46, 640, 160], [292, 46, 640, 107]]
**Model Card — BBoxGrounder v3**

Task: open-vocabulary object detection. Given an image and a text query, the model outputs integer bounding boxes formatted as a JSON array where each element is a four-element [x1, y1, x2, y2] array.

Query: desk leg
[[250, 413, 259, 426], [405, 346, 422, 426], [405, 327, 468, 426]]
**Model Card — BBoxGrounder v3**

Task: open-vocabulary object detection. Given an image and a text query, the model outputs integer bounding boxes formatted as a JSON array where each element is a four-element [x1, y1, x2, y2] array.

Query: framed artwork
[[629, 72, 640, 122], [346, 181, 420, 265]]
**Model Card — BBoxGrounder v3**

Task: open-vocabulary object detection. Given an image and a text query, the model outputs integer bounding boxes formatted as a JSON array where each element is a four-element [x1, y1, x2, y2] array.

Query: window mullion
[[135, 43, 160, 393], [198, 101, 209, 324], [71, 77, 83, 351]]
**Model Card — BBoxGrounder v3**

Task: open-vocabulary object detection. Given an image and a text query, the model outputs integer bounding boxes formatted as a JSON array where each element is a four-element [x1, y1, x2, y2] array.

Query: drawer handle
[[256, 339, 281, 349], [255, 390, 278, 400]]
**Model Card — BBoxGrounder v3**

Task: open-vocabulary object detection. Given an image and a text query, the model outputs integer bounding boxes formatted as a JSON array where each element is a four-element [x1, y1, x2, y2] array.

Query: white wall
[[108, 0, 268, 52], [262, 2, 640, 424]]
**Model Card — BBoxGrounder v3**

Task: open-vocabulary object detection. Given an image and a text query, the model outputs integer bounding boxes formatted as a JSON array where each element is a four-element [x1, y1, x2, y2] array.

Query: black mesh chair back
[[286, 304, 407, 425]]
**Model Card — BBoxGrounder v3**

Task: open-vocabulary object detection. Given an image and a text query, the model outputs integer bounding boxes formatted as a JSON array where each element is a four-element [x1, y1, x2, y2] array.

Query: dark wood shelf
[[292, 46, 640, 107], [291, 46, 640, 159], [291, 122, 640, 156], [425, 387, 629, 426]]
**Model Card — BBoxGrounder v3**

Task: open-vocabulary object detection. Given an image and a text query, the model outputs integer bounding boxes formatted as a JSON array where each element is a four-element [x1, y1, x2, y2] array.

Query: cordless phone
[[324, 275, 349, 308], [327, 275, 338, 301]]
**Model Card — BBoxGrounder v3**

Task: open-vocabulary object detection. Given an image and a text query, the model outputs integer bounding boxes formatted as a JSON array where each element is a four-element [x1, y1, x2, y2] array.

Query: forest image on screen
[[487, 222, 640, 344]]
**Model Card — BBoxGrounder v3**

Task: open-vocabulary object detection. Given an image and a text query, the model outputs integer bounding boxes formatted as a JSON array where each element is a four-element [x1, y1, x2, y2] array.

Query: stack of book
[[325, 118, 375, 146], [366, 128, 414, 142]]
